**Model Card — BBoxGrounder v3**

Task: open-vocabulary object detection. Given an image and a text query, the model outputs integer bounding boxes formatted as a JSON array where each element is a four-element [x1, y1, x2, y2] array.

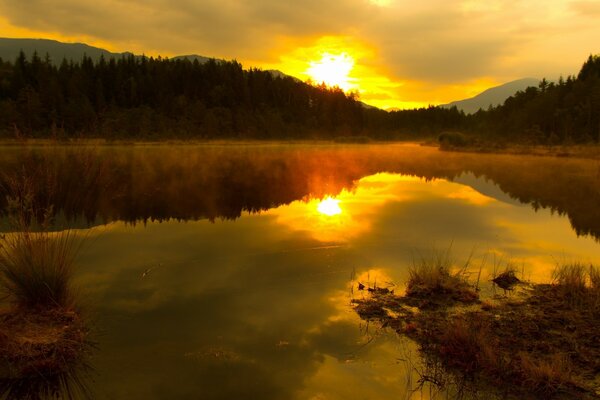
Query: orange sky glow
[[1, 0, 599, 109]]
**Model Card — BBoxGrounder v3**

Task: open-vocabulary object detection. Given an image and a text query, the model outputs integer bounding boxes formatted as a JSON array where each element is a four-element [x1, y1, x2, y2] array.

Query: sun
[[306, 52, 356, 91], [317, 197, 342, 216]]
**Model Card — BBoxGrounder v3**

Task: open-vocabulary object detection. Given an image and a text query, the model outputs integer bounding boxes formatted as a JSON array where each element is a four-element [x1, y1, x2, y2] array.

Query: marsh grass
[[0, 162, 92, 399], [516, 352, 575, 395], [354, 252, 594, 398], [0, 230, 80, 310], [552, 262, 600, 307], [406, 248, 478, 304], [0, 308, 92, 400], [0, 180, 83, 310], [552, 263, 587, 293], [437, 318, 500, 376]]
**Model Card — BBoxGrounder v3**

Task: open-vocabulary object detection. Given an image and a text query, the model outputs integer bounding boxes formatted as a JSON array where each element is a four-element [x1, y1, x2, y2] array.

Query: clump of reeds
[[0, 307, 92, 400], [0, 167, 91, 399], [552, 262, 600, 307], [406, 249, 478, 304], [516, 352, 575, 395], [552, 263, 587, 293], [437, 318, 499, 375], [0, 190, 81, 310], [0, 230, 78, 310], [431, 316, 578, 396]]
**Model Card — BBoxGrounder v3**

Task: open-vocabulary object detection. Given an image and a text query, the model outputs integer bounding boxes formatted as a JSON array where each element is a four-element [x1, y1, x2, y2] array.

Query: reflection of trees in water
[[0, 145, 599, 240], [0, 166, 95, 400]]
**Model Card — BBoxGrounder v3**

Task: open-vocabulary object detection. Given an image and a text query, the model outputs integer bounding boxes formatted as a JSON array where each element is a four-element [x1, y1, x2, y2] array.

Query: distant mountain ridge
[[0, 38, 132, 63], [442, 78, 540, 114], [0, 37, 379, 110], [0, 38, 220, 65]]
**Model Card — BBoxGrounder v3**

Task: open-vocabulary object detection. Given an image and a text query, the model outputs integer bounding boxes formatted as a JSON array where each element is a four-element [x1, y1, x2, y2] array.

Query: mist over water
[[1, 143, 599, 399]]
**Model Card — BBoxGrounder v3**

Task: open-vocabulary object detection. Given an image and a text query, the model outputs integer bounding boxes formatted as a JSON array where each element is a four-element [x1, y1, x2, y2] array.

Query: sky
[[0, 0, 599, 109]]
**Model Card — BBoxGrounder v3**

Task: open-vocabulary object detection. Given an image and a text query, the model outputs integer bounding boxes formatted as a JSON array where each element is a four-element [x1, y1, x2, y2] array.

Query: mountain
[[171, 54, 219, 63], [442, 78, 540, 114], [0, 37, 218, 65], [0, 38, 303, 80], [0, 37, 380, 110], [0, 38, 133, 63]]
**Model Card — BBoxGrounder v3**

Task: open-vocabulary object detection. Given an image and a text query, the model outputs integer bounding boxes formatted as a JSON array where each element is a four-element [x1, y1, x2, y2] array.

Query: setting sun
[[317, 197, 342, 216], [306, 52, 356, 91]]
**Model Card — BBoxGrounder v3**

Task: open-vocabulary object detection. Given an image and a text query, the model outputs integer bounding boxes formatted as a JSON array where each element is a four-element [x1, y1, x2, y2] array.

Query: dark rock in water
[[493, 271, 521, 290]]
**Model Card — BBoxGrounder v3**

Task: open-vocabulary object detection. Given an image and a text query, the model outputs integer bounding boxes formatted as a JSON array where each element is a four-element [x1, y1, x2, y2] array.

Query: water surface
[[2, 143, 599, 399]]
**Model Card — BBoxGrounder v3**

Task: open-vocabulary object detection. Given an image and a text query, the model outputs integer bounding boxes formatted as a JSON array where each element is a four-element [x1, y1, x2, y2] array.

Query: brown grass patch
[[353, 259, 600, 398], [406, 250, 478, 306], [0, 307, 91, 399], [516, 352, 576, 395]]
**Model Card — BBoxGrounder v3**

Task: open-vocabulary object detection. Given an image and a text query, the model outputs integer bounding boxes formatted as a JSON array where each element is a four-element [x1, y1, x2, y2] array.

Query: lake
[[1, 143, 599, 399]]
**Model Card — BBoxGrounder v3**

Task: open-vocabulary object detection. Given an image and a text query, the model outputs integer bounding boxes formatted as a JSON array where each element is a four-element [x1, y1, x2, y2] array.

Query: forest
[[0, 51, 598, 142]]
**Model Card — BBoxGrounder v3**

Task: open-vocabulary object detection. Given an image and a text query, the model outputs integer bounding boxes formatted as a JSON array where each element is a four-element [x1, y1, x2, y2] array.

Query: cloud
[[570, 1, 600, 16], [0, 0, 598, 105], [0, 0, 374, 59]]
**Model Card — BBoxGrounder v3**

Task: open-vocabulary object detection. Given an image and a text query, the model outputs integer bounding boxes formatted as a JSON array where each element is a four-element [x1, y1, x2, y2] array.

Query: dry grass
[[552, 263, 600, 307], [0, 230, 80, 310], [0, 164, 83, 311], [431, 316, 579, 397], [0, 308, 91, 400], [552, 263, 587, 293], [437, 318, 500, 376], [0, 165, 91, 399], [406, 249, 478, 304], [353, 255, 600, 398], [516, 352, 575, 395]]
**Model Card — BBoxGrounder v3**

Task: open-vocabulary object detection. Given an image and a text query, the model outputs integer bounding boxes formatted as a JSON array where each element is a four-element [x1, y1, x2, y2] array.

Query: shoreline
[[353, 266, 600, 399], [439, 142, 600, 160], [0, 138, 599, 161]]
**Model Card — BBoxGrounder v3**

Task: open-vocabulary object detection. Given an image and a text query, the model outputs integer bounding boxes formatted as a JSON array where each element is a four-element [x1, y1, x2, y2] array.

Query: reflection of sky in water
[[77, 173, 600, 399]]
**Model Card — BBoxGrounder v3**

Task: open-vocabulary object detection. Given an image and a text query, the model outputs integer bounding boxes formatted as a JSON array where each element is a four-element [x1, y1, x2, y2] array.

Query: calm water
[[2, 143, 600, 399]]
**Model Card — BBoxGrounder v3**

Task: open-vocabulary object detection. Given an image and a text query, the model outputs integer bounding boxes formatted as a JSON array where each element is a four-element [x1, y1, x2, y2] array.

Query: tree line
[[0, 51, 598, 142], [468, 54, 600, 144]]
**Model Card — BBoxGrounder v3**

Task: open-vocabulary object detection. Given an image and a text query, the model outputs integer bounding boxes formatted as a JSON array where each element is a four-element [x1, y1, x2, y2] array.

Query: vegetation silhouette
[[353, 252, 600, 399], [0, 167, 94, 400], [0, 52, 598, 142], [0, 145, 598, 241]]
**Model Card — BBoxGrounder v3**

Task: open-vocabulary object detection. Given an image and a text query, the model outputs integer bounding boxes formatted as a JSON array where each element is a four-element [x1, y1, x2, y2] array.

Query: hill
[[442, 78, 540, 114], [0, 38, 132, 64], [0, 37, 218, 65]]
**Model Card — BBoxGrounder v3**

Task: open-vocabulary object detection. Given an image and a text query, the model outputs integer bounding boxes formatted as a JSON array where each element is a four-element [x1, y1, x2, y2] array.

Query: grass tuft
[[406, 249, 478, 304], [516, 352, 575, 395], [0, 164, 92, 399], [552, 262, 600, 307], [0, 230, 80, 310], [437, 318, 499, 375], [552, 263, 587, 293]]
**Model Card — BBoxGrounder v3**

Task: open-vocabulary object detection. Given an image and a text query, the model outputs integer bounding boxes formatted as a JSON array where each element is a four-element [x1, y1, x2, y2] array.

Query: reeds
[[552, 262, 600, 307], [437, 318, 499, 375], [516, 352, 575, 395], [552, 263, 587, 293], [0, 162, 91, 399], [431, 315, 578, 396], [0, 174, 81, 311], [406, 248, 478, 303], [0, 230, 79, 310]]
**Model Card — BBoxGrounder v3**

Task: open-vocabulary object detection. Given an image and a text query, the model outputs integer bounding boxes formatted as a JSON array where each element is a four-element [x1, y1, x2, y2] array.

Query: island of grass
[[0, 225, 91, 399], [353, 258, 600, 399]]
